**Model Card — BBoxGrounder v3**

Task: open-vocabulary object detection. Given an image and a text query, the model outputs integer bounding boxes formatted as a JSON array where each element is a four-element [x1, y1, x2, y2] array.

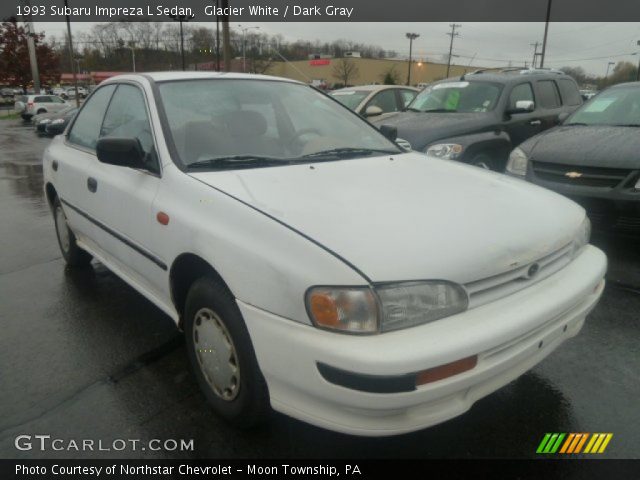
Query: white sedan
[[43, 72, 606, 436], [330, 84, 419, 120]]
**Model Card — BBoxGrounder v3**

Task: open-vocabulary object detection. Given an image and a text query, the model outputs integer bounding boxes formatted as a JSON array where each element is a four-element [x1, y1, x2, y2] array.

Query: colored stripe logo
[[536, 433, 612, 454]]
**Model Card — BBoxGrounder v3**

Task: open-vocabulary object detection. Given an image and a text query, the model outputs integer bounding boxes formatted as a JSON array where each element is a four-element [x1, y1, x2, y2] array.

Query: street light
[[605, 61, 615, 79], [238, 25, 260, 73], [636, 40, 640, 81], [127, 41, 136, 72], [169, 13, 195, 71], [405, 32, 420, 86]]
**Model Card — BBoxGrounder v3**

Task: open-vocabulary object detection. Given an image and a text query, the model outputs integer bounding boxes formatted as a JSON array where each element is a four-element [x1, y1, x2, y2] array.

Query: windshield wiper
[[187, 155, 289, 170], [301, 147, 398, 160], [421, 108, 458, 113], [612, 123, 640, 127], [404, 106, 421, 112], [565, 122, 588, 126]]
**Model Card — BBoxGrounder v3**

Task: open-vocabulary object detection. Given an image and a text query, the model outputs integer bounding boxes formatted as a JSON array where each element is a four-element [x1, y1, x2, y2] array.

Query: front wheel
[[184, 277, 269, 428], [471, 153, 501, 172], [53, 197, 92, 267]]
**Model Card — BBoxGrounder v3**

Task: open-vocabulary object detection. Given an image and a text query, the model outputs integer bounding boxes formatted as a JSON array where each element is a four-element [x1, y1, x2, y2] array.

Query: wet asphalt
[[0, 119, 638, 460]]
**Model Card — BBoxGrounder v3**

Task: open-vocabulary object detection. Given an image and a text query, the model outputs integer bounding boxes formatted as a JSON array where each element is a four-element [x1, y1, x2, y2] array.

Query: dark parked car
[[506, 81, 640, 235], [33, 106, 76, 134], [43, 108, 78, 136], [374, 68, 583, 170]]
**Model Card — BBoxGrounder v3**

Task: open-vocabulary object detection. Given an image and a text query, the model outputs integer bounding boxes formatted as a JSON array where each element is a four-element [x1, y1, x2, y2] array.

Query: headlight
[[39, 118, 51, 124], [376, 281, 468, 332], [306, 287, 378, 333], [426, 143, 463, 160], [306, 281, 468, 334], [571, 216, 591, 257], [51, 118, 65, 125], [506, 147, 528, 176]]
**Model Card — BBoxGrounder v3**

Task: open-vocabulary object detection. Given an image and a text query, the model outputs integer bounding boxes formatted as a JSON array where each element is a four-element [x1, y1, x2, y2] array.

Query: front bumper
[[239, 245, 606, 436]]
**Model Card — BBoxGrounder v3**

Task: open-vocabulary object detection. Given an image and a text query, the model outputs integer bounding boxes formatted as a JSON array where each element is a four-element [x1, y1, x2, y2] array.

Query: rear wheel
[[53, 197, 92, 267], [184, 277, 269, 428]]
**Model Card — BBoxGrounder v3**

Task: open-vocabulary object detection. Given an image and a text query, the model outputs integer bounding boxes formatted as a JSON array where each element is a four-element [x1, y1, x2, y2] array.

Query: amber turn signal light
[[309, 292, 340, 327], [415, 355, 478, 386]]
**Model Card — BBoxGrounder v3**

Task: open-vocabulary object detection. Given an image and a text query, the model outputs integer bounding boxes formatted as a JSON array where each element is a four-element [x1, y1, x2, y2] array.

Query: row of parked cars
[[13, 94, 78, 136], [42, 70, 610, 436], [332, 68, 640, 236]]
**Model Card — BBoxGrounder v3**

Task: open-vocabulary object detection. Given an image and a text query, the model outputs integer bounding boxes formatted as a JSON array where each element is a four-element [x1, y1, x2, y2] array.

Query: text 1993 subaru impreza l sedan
[[43, 72, 606, 436]]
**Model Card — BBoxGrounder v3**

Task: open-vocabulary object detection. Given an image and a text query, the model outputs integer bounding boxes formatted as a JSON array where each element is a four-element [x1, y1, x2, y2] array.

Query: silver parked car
[[14, 94, 70, 121]]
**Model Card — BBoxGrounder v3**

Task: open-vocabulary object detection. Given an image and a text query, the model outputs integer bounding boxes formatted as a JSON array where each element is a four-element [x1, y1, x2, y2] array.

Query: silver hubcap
[[55, 205, 70, 253], [475, 161, 490, 170], [192, 308, 240, 401]]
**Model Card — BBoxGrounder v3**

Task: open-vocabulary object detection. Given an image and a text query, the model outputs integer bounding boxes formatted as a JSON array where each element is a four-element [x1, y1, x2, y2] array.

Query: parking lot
[[0, 117, 638, 460]]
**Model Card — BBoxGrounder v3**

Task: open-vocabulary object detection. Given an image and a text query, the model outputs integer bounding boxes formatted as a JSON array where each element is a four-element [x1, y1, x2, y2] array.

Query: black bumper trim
[[317, 362, 416, 394]]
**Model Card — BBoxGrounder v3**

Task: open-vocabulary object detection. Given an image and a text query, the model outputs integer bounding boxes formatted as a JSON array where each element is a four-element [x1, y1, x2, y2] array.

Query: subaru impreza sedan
[[43, 72, 606, 436]]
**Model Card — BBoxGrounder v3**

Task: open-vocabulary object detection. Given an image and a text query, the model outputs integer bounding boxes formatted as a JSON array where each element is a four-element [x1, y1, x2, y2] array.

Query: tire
[[184, 276, 270, 428], [53, 197, 93, 267], [36, 108, 46, 114]]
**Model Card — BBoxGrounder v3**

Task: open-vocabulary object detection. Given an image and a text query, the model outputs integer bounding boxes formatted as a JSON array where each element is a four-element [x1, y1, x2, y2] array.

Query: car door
[[502, 82, 544, 146], [364, 89, 402, 121], [34, 96, 52, 113], [55, 84, 117, 243], [533, 79, 565, 130], [90, 82, 165, 297]]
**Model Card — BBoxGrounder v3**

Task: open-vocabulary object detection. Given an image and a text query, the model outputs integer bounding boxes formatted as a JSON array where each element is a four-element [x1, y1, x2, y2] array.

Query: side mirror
[[557, 112, 570, 124], [506, 100, 535, 115], [379, 124, 398, 142], [365, 105, 384, 117], [96, 137, 146, 169]]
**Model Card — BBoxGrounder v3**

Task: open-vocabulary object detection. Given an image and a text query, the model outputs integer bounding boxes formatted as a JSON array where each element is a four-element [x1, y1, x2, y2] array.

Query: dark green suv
[[373, 68, 583, 171]]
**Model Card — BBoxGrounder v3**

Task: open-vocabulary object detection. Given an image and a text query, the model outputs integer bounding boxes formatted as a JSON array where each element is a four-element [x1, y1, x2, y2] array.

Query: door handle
[[52, 160, 58, 171], [529, 120, 542, 126], [87, 177, 98, 193]]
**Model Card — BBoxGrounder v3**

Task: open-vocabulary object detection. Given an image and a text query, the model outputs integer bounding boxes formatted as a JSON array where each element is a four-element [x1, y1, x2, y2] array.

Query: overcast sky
[[36, 22, 640, 76]]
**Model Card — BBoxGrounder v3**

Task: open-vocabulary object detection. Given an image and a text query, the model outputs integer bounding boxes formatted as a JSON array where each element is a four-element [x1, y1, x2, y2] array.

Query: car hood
[[190, 152, 583, 284], [372, 112, 492, 150], [526, 125, 640, 169]]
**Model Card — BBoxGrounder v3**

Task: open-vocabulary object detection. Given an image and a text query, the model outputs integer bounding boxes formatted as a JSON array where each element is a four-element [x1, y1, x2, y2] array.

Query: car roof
[[100, 71, 304, 85], [331, 85, 417, 93], [608, 81, 640, 89], [434, 70, 574, 86]]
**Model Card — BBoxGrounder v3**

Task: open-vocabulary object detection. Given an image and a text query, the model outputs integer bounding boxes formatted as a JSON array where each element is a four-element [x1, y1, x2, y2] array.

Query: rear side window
[[67, 85, 116, 150], [536, 80, 561, 108], [557, 79, 582, 106], [508, 83, 534, 109], [35, 96, 51, 103]]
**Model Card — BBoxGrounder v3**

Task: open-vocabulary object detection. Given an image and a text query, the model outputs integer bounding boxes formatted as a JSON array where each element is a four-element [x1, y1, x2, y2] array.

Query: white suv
[[15, 94, 69, 120], [43, 72, 606, 436]]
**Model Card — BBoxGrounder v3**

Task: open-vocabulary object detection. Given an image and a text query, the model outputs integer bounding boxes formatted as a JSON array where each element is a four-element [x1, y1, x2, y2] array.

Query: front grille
[[465, 243, 573, 308], [531, 161, 632, 188]]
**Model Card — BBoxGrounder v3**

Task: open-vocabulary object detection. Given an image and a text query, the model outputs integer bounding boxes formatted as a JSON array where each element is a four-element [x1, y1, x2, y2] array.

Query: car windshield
[[157, 79, 400, 169], [408, 81, 501, 113], [329, 90, 369, 110], [566, 87, 640, 126]]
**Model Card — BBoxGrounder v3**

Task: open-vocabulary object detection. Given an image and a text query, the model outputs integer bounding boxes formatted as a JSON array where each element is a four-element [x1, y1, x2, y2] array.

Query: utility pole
[[636, 40, 640, 81], [446, 24, 461, 78], [405, 32, 420, 86], [168, 13, 195, 70], [221, 0, 231, 71], [530, 41, 540, 68], [215, 0, 220, 71], [539, 0, 552, 68], [21, 1, 40, 94], [63, 0, 79, 106]]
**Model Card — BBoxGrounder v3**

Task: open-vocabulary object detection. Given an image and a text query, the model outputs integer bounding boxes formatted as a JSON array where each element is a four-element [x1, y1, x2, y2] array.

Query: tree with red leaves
[[0, 18, 60, 92]]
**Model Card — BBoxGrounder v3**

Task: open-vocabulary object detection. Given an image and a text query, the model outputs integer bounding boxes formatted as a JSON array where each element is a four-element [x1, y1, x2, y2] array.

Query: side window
[[52, 96, 65, 103], [536, 80, 561, 109], [35, 96, 51, 103], [367, 89, 400, 113], [100, 84, 158, 172], [557, 79, 582, 106], [508, 83, 534, 109], [67, 85, 116, 150], [400, 89, 417, 107]]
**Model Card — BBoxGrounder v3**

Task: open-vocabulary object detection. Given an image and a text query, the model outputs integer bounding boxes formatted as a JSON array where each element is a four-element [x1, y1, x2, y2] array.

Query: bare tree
[[332, 58, 359, 86]]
